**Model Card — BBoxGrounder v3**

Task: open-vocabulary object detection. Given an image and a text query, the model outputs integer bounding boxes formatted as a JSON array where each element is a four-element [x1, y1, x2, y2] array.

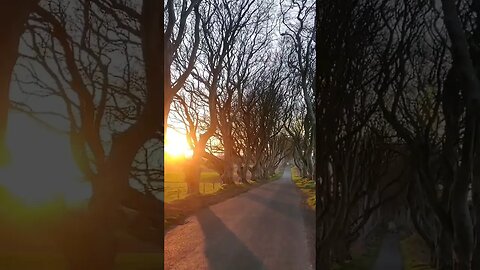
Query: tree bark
[[0, 1, 39, 166], [440, 1, 480, 267], [221, 133, 235, 185], [186, 150, 202, 194], [238, 163, 249, 183], [437, 229, 454, 270]]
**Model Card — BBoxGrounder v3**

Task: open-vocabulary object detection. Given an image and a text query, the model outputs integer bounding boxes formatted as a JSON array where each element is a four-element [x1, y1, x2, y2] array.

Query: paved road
[[372, 233, 404, 270], [164, 169, 314, 270]]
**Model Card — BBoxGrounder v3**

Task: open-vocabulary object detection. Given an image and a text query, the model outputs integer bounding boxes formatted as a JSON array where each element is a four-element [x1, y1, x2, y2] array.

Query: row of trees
[[0, 0, 314, 268], [166, 0, 316, 194], [316, 0, 480, 269]]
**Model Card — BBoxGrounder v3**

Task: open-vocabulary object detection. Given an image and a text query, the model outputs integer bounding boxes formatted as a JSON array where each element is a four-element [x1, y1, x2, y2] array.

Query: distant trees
[[316, 0, 480, 269], [237, 63, 290, 181], [280, 0, 315, 179], [315, 1, 410, 267]]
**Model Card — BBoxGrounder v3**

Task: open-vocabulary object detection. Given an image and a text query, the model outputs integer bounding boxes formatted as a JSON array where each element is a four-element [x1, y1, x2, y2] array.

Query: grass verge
[[400, 233, 435, 270], [291, 167, 315, 209], [164, 171, 222, 202]]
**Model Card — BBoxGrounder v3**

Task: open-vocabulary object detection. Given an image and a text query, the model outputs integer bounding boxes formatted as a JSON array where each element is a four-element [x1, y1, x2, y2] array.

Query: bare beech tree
[[315, 0, 411, 267], [315, 0, 480, 269], [174, 49, 290, 186], [280, 0, 315, 178], [164, 0, 201, 129], [173, 0, 265, 193], [374, 1, 480, 268], [284, 104, 310, 176], [246, 69, 289, 181], [0, 1, 40, 166], [215, 3, 274, 184], [12, 1, 162, 268], [439, 0, 480, 268]]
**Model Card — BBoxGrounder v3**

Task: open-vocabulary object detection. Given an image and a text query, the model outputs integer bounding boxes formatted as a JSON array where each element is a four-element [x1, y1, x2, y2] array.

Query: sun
[[165, 128, 193, 159]]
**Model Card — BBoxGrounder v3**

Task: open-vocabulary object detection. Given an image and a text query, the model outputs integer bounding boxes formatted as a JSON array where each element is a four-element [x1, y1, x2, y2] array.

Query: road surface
[[372, 233, 404, 270], [164, 169, 314, 270]]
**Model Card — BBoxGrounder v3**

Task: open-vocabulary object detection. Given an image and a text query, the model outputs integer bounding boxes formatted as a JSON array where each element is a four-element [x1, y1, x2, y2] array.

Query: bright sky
[[165, 127, 193, 159], [0, 112, 91, 206]]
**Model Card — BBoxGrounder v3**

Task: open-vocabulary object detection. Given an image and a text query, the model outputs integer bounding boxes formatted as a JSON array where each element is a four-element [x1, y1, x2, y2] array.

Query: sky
[[165, 127, 193, 158], [0, 112, 91, 206]]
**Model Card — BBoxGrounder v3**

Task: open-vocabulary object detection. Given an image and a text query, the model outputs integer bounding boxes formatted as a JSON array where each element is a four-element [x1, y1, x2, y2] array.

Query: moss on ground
[[400, 233, 435, 270]]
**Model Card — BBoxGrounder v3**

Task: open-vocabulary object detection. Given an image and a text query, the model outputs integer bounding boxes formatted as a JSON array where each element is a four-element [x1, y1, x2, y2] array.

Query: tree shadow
[[196, 208, 266, 270]]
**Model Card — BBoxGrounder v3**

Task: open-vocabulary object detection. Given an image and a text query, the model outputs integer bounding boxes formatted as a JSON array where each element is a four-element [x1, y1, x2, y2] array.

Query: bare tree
[[13, 0, 162, 268], [318, 0, 480, 269], [0, 1, 40, 166], [280, 0, 315, 178], [216, 4, 274, 184], [315, 0, 411, 267], [174, 0, 265, 193], [246, 69, 289, 181], [439, 0, 480, 268], [164, 0, 201, 129]]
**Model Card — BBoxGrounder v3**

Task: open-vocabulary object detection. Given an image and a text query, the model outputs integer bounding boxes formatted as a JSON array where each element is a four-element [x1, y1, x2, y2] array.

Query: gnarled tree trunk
[[0, 1, 39, 166]]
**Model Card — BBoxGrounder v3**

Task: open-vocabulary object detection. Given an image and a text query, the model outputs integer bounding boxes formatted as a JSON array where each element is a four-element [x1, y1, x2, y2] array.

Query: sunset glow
[[165, 128, 194, 159]]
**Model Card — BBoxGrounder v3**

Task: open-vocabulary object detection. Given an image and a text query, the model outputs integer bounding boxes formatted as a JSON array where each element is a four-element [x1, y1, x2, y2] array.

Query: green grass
[[0, 187, 70, 228], [164, 182, 224, 202], [165, 170, 222, 202], [291, 167, 316, 209], [165, 171, 220, 183], [0, 252, 162, 270], [165, 170, 282, 202], [401, 234, 435, 270]]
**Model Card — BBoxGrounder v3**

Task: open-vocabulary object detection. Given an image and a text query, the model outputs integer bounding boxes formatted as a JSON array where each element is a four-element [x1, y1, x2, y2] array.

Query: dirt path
[[372, 232, 404, 270], [164, 169, 314, 270]]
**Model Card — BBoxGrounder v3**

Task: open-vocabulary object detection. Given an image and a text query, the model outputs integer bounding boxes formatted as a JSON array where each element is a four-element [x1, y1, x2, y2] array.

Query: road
[[372, 233, 404, 270], [164, 169, 314, 270]]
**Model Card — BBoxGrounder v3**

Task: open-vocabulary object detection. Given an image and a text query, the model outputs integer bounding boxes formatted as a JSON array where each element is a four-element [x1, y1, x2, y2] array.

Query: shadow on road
[[196, 208, 266, 270]]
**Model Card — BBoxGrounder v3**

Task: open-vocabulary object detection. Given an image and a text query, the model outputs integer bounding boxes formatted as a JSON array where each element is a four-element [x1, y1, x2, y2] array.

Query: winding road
[[164, 169, 314, 270]]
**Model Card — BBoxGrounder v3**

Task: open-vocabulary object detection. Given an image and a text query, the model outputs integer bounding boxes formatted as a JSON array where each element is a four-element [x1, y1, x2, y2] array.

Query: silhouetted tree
[[13, 0, 162, 268], [0, 1, 40, 166]]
